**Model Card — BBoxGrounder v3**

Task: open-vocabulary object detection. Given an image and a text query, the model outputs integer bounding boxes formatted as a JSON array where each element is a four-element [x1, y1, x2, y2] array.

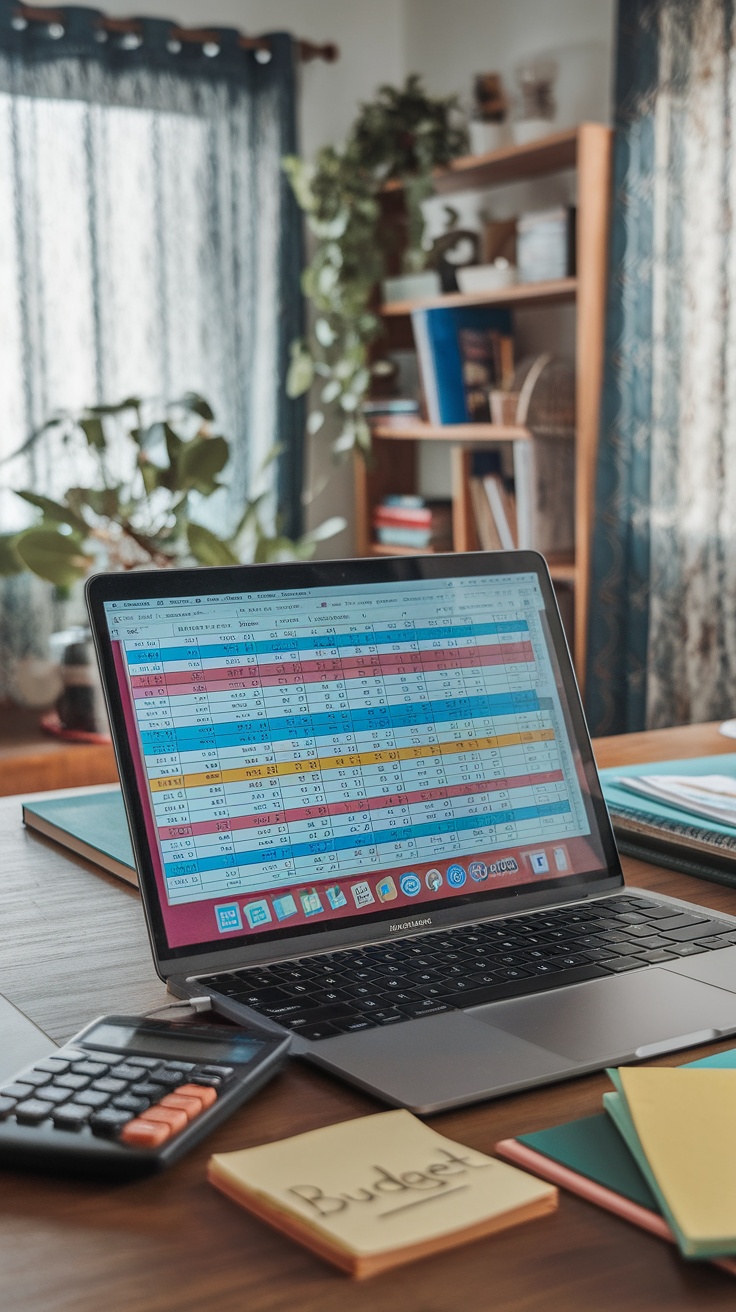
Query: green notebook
[[599, 753, 736, 887], [22, 788, 137, 887]]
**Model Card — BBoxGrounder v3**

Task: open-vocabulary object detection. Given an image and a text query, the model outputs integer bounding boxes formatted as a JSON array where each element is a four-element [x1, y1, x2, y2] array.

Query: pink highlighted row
[[131, 642, 534, 695], [155, 768, 564, 841]]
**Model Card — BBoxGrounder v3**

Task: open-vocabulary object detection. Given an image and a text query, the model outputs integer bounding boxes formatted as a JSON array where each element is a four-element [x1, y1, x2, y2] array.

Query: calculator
[[0, 1015, 290, 1178]]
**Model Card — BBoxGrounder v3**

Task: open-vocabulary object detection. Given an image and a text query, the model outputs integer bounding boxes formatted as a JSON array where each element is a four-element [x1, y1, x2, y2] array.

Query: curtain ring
[[10, 16, 28, 30], [254, 48, 272, 64], [48, 23, 65, 40], [203, 42, 220, 58], [167, 39, 182, 54], [120, 33, 142, 50]]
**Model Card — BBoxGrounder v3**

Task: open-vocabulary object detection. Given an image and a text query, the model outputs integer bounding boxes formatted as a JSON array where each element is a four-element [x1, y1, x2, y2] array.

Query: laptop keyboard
[[198, 896, 736, 1042]]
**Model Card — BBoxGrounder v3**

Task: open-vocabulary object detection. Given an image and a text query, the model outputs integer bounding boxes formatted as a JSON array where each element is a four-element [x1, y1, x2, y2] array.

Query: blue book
[[411, 305, 512, 424], [600, 754, 736, 888], [22, 788, 137, 887]]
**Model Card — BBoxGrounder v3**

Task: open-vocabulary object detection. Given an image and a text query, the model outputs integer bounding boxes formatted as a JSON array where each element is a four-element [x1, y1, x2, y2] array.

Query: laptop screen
[[99, 564, 613, 957]]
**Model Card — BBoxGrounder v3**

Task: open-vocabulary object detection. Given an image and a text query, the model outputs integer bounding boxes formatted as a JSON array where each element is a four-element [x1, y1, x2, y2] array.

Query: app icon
[[376, 875, 398, 902], [399, 872, 421, 897], [215, 902, 242, 933], [243, 898, 271, 929], [351, 881, 375, 909], [273, 893, 298, 921], [553, 845, 569, 872], [425, 868, 443, 892], [468, 860, 488, 883], [446, 863, 467, 888], [325, 884, 348, 910], [300, 888, 324, 916], [529, 850, 550, 875]]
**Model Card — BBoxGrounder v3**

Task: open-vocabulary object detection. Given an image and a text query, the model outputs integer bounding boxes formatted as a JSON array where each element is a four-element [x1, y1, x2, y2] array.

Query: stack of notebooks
[[497, 1047, 736, 1275], [373, 495, 452, 553], [600, 753, 736, 888]]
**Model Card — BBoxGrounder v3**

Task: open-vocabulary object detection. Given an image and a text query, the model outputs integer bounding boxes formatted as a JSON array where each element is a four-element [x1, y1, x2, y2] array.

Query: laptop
[[86, 551, 736, 1113]]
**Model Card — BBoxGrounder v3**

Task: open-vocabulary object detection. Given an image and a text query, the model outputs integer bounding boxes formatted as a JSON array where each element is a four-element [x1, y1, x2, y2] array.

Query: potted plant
[[283, 75, 467, 455]]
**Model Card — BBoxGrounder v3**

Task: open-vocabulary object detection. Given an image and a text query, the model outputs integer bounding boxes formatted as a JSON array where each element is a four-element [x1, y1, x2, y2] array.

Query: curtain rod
[[12, 4, 340, 62]]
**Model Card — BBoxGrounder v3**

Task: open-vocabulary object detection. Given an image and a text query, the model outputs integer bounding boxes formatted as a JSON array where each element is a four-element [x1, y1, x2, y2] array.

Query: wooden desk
[[2, 722, 736, 1312]]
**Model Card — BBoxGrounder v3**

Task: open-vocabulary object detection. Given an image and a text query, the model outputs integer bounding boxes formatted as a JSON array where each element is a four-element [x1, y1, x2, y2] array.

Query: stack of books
[[497, 1047, 736, 1275], [373, 496, 452, 553], [468, 443, 575, 555], [411, 305, 513, 425]]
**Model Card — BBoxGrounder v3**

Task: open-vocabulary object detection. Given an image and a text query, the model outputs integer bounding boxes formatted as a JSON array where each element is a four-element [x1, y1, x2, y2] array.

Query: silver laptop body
[[87, 552, 736, 1113]]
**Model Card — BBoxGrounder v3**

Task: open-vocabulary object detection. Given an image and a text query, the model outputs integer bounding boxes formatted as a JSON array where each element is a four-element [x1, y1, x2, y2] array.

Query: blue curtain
[[0, 2, 304, 695], [587, 0, 736, 733]]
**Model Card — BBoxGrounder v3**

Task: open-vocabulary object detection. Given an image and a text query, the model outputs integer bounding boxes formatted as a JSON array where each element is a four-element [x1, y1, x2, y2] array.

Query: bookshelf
[[354, 122, 613, 687]]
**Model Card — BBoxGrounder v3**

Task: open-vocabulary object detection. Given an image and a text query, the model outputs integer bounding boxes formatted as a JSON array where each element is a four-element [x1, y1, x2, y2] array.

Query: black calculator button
[[200, 1065, 235, 1082], [73, 1089, 111, 1109], [54, 1073, 90, 1091], [86, 1051, 126, 1065], [155, 1068, 187, 1087], [113, 1064, 147, 1082], [15, 1099, 54, 1124], [19, 1069, 53, 1088], [89, 1108, 135, 1137], [0, 1096, 17, 1119], [126, 1057, 161, 1070], [162, 1061, 195, 1073], [188, 1074, 222, 1090], [129, 1081, 165, 1101], [91, 1077, 128, 1095], [40, 1086, 73, 1105], [35, 1058, 71, 1074], [53, 1103, 92, 1130], [113, 1093, 150, 1114], [71, 1061, 109, 1078], [1, 1082, 35, 1100]]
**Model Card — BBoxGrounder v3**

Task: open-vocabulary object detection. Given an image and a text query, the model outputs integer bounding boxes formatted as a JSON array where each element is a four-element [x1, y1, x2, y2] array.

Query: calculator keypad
[[0, 1055, 234, 1149]]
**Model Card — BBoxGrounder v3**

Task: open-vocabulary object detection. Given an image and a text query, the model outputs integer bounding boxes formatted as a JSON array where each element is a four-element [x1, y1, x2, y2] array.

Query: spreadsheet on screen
[[105, 572, 595, 944]]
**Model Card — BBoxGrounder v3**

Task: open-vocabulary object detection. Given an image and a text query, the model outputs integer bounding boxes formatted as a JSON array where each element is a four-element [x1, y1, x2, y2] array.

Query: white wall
[[100, 0, 616, 552]]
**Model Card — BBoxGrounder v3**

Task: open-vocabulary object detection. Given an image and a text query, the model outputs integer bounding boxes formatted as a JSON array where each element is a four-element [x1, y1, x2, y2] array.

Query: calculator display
[[82, 1022, 264, 1064]]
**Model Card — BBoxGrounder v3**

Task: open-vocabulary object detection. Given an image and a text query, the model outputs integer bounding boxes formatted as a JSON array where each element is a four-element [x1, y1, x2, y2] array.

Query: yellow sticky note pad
[[618, 1067, 736, 1250]]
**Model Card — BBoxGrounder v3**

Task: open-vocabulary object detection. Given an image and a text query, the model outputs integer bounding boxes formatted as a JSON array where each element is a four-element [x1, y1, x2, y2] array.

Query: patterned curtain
[[0, 3, 303, 696], [587, 0, 736, 733]]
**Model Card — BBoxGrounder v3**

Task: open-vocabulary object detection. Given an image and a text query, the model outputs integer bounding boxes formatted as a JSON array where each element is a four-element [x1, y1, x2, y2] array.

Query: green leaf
[[14, 528, 92, 586], [140, 461, 161, 496], [178, 435, 229, 493], [78, 417, 106, 450], [0, 534, 24, 575], [15, 491, 87, 533], [66, 486, 122, 520], [177, 392, 215, 421], [232, 491, 268, 539], [186, 522, 239, 567], [286, 347, 314, 399], [162, 422, 184, 468], [302, 516, 347, 543]]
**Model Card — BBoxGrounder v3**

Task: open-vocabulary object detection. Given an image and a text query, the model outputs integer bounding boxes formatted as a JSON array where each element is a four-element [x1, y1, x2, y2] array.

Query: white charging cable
[[142, 996, 213, 1020]]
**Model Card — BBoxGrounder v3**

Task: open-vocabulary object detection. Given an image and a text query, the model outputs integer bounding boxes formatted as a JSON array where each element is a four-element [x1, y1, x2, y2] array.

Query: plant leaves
[[66, 485, 122, 520], [14, 528, 92, 586], [286, 347, 314, 399], [178, 435, 229, 492], [79, 417, 106, 450], [15, 491, 87, 532], [186, 522, 239, 567], [306, 410, 325, 435], [177, 392, 215, 421], [302, 516, 347, 542], [0, 534, 24, 575]]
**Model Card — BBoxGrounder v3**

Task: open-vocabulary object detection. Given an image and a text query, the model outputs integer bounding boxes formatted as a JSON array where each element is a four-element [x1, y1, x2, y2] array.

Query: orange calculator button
[[140, 1105, 189, 1134], [120, 1118, 172, 1148], [175, 1083, 217, 1109], [160, 1092, 204, 1120]]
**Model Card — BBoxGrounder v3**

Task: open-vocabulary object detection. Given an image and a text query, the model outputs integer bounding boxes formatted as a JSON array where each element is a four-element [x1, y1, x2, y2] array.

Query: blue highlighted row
[[140, 691, 541, 754], [127, 619, 529, 665], [163, 800, 571, 879]]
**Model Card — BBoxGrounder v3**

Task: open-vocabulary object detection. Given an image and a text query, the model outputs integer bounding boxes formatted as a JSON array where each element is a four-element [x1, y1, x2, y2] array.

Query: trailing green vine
[[283, 75, 467, 454]]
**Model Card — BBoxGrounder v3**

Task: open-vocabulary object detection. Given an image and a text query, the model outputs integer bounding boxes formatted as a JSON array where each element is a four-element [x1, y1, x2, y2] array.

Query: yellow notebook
[[208, 1109, 557, 1278], [609, 1067, 736, 1258]]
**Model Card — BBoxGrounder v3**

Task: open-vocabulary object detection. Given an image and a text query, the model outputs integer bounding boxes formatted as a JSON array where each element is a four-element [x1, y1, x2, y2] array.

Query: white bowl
[[381, 271, 441, 304], [456, 263, 517, 294]]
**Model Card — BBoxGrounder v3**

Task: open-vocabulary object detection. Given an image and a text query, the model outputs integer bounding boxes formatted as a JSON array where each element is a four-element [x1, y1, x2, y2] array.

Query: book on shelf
[[411, 305, 512, 425], [208, 1108, 557, 1279], [467, 442, 574, 556], [373, 497, 452, 551], [517, 205, 576, 284], [457, 327, 514, 422], [22, 788, 137, 887], [599, 754, 736, 888]]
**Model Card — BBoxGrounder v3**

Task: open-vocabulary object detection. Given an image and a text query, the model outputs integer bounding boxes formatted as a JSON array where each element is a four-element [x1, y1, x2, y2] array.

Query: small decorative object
[[517, 206, 575, 283], [426, 207, 481, 293], [47, 626, 108, 738], [468, 73, 508, 156], [489, 354, 575, 436], [381, 270, 442, 304], [456, 258, 516, 294], [481, 215, 517, 266], [512, 57, 558, 144], [283, 76, 468, 454]]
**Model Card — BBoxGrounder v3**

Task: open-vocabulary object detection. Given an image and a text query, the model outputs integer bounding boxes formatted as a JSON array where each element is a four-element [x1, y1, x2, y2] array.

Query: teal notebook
[[599, 753, 736, 887], [22, 789, 137, 887]]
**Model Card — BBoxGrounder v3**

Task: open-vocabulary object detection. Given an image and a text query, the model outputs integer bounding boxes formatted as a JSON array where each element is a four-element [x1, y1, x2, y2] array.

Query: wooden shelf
[[383, 127, 580, 198], [380, 277, 577, 317], [0, 703, 118, 797], [370, 421, 530, 442], [369, 543, 437, 556], [547, 558, 578, 585]]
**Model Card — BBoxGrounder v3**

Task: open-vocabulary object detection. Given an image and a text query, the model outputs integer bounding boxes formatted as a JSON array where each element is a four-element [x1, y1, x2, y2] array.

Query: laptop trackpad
[[475, 968, 736, 1063]]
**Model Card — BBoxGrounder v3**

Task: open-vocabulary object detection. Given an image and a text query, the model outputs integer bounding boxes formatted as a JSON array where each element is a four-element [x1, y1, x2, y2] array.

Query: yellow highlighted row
[[149, 728, 555, 793]]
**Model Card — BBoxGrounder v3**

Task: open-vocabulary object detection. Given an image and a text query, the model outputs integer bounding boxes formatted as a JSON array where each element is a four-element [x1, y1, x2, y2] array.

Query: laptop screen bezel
[[85, 550, 624, 981]]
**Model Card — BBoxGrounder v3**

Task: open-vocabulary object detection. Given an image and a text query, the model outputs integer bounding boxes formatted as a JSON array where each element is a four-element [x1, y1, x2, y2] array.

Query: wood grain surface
[[1, 722, 736, 1312]]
